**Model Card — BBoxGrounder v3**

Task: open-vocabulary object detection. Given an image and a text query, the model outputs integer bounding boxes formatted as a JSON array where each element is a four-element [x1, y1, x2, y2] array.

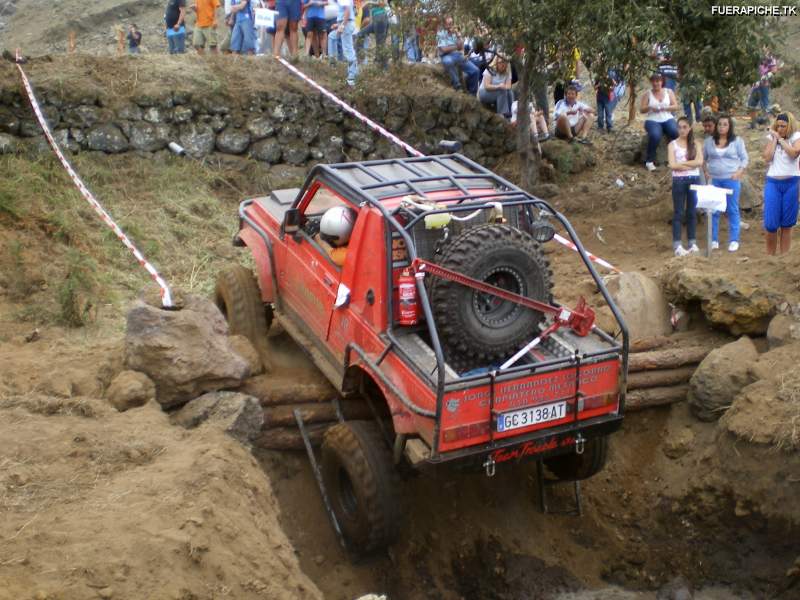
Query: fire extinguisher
[[397, 269, 418, 326]]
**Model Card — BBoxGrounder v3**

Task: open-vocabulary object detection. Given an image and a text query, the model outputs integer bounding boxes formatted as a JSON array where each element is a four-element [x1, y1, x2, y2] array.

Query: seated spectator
[[511, 100, 549, 142], [436, 16, 479, 95], [640, 73, 679, 171], [468, 37, 495, 77], [554, 85, 594, 144], [127, 24, 142, 54], [478, 56, 513, 119]]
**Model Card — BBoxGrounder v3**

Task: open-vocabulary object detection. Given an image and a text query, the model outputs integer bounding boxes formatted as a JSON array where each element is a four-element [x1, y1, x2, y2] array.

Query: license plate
[[496, 401, 567, 433]]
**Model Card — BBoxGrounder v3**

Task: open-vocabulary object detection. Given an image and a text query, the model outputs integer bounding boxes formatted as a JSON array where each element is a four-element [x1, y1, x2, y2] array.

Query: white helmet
[[320, 206, 356, 246]]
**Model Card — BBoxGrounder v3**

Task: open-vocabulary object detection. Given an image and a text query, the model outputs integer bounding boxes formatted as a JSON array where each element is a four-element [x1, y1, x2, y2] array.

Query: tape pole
[[13, 51, 174, 308], [274, 58, 622, 274]]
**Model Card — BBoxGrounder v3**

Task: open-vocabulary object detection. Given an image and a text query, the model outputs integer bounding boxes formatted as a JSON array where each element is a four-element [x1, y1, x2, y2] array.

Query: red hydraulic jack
[[412, 258, 596, 368]]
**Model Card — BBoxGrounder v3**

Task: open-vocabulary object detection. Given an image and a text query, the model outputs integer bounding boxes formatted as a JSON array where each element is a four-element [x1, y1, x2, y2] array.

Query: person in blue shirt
[[436, 16, 479, 95], [302, 0, 327, 57], [229, 0, 255, 54]]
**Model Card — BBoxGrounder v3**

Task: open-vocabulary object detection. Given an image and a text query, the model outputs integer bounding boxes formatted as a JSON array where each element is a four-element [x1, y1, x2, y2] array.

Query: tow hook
[[575, 433, 586, 455], [483, 455, 496, 477]]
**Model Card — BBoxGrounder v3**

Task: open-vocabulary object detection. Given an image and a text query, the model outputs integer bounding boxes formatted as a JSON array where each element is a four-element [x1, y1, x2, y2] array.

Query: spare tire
[[429, 224, 552, 372]]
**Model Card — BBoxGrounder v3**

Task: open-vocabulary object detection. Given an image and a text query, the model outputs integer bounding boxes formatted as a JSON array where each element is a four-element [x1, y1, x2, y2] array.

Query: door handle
[[323, 274, 335, 287]]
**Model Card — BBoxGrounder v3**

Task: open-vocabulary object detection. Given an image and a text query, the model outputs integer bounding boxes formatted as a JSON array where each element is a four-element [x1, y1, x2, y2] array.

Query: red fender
[[239, 225, 275, 303]]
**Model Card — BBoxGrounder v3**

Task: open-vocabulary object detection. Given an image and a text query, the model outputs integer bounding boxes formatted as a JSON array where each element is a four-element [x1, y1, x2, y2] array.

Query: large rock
[[178, 123, 215, 157], [738, 175, 761, 210], [171, 391, 263, 445], [229, 335, 264, 377], [344, 130, 374, 153], [283, 139, 310, 165], [63, 105, 100, 128], [128, 122, 171, 152], [124, 295, 250, 409], [105, 370, 156, 412], [766, 314, 800, 349], [541, 139, 596, 175], [250, 138, 282, 163], [605, 272, 672, 341], [246, 116, 275, 139], [661, 266, 781, 335], [216, 128, 250, 155], [688, 336, 758, 421], [0, 133, 17, 154], [86, 124, 128, 153]]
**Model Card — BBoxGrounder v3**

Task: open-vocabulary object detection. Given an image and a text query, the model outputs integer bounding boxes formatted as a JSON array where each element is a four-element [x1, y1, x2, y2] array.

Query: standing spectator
[[679, 71, 703, 125], [255, 0, 276, 55], [748, 52, 779, 129], [273, 0, 300, 57], [668, 117, 703, 256], [703, 114, 748, 252], [356, 0, 389, 67], [640, 73, 679, 171], [229, 0, 256, 54], [701, 113, 716, 138], [127, 24, 142, 54], [219, 0, 233, 52], [554, 85, 594, 144], [165, 0, 187, 54], [762, 113, 800, 255], [477, 56, 513, 119], [302, 0, 327, 56], [553, 47, 580, 104], [327, 0, 358, 86], [595, 68, 621, 133], [436, 16, 479, 95], [193, 0, 220, 54]]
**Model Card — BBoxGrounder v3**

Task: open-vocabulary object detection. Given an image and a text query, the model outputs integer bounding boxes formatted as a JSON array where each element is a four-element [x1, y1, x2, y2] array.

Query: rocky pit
[[1, 55, 800, 600]]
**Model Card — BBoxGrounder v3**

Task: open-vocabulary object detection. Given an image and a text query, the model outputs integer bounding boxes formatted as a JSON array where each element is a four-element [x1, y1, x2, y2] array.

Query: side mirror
[[283, 208, 300, 234]]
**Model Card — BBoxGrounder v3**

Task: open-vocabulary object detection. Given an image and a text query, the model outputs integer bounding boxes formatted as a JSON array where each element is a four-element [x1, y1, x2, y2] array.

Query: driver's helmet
[[320, 206, 356, 246]]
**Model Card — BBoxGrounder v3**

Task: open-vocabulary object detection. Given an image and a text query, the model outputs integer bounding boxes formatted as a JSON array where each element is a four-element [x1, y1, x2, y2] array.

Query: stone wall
[[0, 81, 516, 167]]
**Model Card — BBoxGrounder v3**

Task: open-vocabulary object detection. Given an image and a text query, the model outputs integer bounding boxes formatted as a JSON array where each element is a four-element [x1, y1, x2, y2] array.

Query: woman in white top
[[477, 56, 513, 119], [667, 117, 704, 256], [640, 73, 680, 171], [762, 112, 800, 254]]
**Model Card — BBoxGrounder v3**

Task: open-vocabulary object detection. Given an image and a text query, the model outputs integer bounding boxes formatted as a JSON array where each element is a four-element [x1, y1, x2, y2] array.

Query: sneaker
[[537, 133, 550, 142], [711, 241, 719, 250], [645, 162, 656, 172], [674, 246, 689, 257], [688, 244, 700, 254], [728, 241, 740, 252]]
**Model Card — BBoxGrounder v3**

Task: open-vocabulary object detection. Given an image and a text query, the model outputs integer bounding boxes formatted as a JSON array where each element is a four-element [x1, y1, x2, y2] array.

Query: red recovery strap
[[411, 257, 595, 336]]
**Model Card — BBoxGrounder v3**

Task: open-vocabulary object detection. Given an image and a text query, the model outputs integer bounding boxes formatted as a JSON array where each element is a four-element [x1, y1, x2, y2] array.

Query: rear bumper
[[425, 413, 623, 466]]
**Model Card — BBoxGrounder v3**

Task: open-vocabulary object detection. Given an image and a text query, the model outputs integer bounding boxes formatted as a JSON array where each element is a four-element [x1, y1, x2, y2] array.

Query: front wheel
[[543, 436, 609, 481], [321, 421, 401, 554]]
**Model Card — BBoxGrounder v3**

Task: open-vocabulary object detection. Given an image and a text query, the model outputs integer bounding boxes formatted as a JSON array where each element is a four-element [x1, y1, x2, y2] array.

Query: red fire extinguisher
[[397, 269, 418, 326]]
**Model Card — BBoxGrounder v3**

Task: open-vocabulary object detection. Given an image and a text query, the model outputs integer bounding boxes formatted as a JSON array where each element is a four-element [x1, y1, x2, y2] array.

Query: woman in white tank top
[[639, 73, 679, 171], [667, 117, 704, 256]]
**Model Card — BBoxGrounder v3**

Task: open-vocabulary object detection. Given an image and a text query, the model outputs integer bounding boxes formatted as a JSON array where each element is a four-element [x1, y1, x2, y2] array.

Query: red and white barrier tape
[[13, 49, 174, 307], [275, 57, 622, 274]]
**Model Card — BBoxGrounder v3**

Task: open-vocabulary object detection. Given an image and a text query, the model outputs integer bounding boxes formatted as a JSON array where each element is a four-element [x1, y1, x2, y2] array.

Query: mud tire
[[544, 436, 609, 481], [429, 224, 552, 372], [214, 264, 272, 346], [321, 421, 401, 554]]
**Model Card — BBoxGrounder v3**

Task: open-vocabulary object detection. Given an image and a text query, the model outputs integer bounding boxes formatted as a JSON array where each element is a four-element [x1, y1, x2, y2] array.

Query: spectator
[[703, 114, 748, 252], [511, 100, 549, 142], [302, 0, 327, 56], [165, 0, 187, 54], [193, 0, 220, 54], [436, 16, 479, 95], [701, 113, 716, 138], [219, 0, 233, 52], [356, 0, 389, 67], [127, 24, 142, 54], [467, 37, 495, 77], [748, 51, 779, 129], [595, 68, 621, 133], [762, 112, 800, 255], [640, 73, 679, 171], [668, 117, 703, 256], [229, 0, 256, 54], [478, 56, 513, 119], [273, 0, 300, 57], [553, 85, 594, 144], [679, 71, 704, 125], [553, 47, 580, 104], [327, 0, 358, 86]]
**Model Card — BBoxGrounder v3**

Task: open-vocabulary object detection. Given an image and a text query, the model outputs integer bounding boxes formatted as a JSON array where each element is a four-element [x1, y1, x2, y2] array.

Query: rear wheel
[[214, 265, 272, 363], [321, 421, 401, 554], [543, 436, 609, 481]]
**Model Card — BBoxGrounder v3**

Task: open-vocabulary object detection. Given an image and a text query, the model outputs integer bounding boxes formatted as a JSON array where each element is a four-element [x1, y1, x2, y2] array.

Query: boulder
[[63, 105, 100, 128], [116, 103, 143, 121], [124, 295, 250, 408], [0, 133, 17, 154], [766, 314, 800, 349], [344, 129, 374, 153], [656, 575, 693, 600], [604, 272, 672, 341], [128, 122, 171, 152], [738, 175, 761, 210], [246, 116, 275, 139], [229, 335, 264, 377], [171, 105, 194, 124], [250, 138, 282, 163], [171, 391, 263, 445], [19, 119, 41, 137], [0, 107, 21, 135], [215, 128, 250, 155], [283, 140, 310, 165], [688, 336, 758, 421], [540, 139, 596, 175], [86, 124, 128, 153], [178, 123, 215, 157], [661, 266, 781, 335], [105, 370, 156, 411]]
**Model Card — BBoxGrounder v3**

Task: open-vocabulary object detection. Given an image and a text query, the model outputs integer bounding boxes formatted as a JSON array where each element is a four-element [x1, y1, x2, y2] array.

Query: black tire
[[214, 265, 272, 345], [543, 436, 609, 481], [429, 224, 552, 372], [321, 421, 401, 554]]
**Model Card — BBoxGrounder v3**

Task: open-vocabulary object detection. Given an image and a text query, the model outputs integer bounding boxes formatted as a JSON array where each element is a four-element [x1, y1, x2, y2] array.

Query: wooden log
[[262, 400, 373, 428], [627, 346, 710, 372], [626, 385, 689, 411], [630, 336, 675, 353], [627, 366, 696, 390], [255, 424, 330, 450], [241, 374, 336, 406]]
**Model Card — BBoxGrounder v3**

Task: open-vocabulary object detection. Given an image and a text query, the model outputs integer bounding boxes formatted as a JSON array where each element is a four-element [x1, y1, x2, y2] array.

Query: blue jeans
[[711, 178, 741, 243], [644, 118, 679, 163], [403, 32, 420, 62], [441, 51, 480, 94], [231, 19, 256, 53], [328, 22, 358, 83], [478, 88, 513, 118], [672, 176, 699, 246], [357, 13, 388, 67], [167, 28, 186, 54], [596, 94, 613, 130], [683, 99, 703, 124]]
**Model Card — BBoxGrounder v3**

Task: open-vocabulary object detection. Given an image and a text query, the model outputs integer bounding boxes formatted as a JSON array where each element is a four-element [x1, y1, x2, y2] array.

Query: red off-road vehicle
[[217, 153, 629, 553]]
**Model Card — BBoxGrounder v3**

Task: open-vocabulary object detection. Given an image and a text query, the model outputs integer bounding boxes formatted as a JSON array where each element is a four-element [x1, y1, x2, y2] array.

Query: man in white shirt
[[327, 0, 358, 86], [553, 85, 595, 144]]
